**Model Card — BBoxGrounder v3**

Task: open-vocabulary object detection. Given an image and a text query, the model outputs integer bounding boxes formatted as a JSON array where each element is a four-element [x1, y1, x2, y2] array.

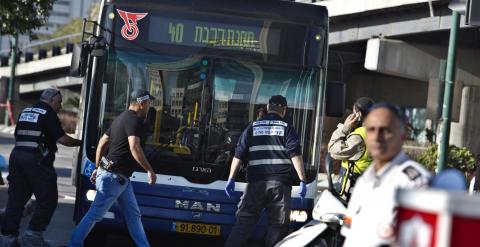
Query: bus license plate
[[174, 221, 221, 236]]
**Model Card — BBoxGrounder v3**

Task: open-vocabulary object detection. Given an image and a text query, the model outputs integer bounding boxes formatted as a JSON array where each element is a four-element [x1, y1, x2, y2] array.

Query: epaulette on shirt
[[402, 166, 421, 180]]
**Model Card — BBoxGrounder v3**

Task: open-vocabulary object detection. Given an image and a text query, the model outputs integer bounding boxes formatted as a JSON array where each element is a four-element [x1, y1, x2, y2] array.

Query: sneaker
[[0, 234, 19, 247], [19, 230, 50, 247]]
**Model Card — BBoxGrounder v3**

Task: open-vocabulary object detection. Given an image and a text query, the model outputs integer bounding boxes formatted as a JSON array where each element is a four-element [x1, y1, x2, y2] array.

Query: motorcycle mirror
[[319, 213, 344, 224]]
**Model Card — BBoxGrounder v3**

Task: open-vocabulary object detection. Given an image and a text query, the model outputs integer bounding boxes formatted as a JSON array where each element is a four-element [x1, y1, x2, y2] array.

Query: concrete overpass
[[301, 0, 480, 154], [0, 36, 82, 122]]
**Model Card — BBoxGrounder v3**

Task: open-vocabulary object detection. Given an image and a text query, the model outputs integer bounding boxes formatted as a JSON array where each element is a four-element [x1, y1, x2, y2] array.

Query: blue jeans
[[68, 169, 150, 247]]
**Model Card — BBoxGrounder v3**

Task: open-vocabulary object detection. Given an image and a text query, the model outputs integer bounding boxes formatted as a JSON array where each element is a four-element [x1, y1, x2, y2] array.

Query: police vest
[[14, 104, 49, 157], [341, 126, 372, 174], [246, 116, 294, 184]]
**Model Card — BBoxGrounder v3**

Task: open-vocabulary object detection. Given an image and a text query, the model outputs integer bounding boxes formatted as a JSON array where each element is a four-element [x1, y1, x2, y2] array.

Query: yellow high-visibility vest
[[341, 126, 371, 174]]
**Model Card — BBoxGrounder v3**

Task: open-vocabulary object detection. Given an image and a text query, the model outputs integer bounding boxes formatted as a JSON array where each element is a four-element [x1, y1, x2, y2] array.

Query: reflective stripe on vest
[[15, 141, 48, 157], [249, 159, 293, 166], [15, 141, 39, 148], [17, 130, 42, 137], [249, 145, 286, 152], [341, 126, 372, 174]]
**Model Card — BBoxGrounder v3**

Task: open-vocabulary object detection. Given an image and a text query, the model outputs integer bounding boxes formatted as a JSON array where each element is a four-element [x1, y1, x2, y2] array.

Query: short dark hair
[[269, 95, 287, 107], [367, 102, 407, 125], [354, 97, 375, 116]]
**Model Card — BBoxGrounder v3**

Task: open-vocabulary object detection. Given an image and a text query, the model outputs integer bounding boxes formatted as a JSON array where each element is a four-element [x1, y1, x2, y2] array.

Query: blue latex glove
[[299, 181, 307, 199], [225, 179, 235, 198]]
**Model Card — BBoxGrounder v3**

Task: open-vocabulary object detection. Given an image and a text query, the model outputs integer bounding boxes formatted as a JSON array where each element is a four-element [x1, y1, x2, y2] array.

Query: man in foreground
[[342, 102, 431, 247]]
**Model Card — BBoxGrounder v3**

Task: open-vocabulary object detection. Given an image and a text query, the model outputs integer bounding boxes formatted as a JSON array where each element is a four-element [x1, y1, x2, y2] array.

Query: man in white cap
[[0, 87, 82, 247], [342, 102, 431, 247]]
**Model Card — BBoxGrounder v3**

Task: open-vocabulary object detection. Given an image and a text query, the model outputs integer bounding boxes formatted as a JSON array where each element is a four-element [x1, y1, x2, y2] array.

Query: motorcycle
[[276, 154, 348, 247]]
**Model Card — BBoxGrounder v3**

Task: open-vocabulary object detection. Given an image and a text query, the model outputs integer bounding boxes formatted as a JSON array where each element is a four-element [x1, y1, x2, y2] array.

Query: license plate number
[[173, 221, 221, 236]]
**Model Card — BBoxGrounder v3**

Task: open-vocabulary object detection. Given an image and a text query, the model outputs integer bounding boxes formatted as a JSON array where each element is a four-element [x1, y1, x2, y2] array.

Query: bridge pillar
[[365, 37, 480, 153]]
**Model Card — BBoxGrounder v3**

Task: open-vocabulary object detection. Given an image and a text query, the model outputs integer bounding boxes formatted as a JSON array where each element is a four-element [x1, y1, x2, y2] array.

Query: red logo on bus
[[116, 9, 148, 41]]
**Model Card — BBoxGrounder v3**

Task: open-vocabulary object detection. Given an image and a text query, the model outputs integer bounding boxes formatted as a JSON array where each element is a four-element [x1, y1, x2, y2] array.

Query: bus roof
[[107, 0, 328, 27]]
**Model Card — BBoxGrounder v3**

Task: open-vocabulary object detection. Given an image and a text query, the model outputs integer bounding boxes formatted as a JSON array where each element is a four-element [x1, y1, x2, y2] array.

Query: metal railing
[[0, 33, 82, 66]]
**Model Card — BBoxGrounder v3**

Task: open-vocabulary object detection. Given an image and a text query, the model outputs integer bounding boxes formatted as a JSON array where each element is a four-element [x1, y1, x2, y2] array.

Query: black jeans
[[1, 150, 57, 236], [225, 180, 291, 247]]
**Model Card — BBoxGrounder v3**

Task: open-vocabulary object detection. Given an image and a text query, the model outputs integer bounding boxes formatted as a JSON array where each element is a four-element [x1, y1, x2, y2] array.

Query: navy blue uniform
[[1, 102, 65, 236], [225, 113, 302, 247], [234, 113, 301, 185]]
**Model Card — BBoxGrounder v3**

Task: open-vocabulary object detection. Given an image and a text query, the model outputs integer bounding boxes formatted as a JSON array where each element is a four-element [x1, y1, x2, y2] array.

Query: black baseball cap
[[130, 89, 156, 103], [269, 95, 287, 107]]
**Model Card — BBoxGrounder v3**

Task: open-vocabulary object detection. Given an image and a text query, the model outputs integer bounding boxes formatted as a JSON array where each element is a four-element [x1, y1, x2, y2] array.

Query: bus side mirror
[[89, 36, 107, 57], [70, 42, 89, 78], [325, 81, 346, 117]]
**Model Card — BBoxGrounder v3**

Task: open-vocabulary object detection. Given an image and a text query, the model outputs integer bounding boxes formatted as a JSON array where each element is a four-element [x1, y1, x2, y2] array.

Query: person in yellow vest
[[327, 97, 374, 200]]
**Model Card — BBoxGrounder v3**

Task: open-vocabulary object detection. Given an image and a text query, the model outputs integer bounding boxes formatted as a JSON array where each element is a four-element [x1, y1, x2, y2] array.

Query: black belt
[[99, 156, 123, 173]]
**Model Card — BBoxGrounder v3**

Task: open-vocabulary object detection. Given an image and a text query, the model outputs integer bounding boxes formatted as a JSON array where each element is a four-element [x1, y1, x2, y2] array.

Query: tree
[[0, 0, 55, 36], [36, 2, 100, 43], [0, 0, 55, 126]]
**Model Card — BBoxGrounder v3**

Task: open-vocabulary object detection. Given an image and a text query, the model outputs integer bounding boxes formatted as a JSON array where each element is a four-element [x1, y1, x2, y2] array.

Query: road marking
[[61, 195, 76, 201]]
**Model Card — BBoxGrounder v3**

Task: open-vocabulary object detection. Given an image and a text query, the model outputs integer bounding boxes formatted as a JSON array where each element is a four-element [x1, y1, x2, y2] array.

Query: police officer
[[0, 88, 82, 247], [328, 97, 374, 199], [342, 102, 431, 247], [224, 95, 307, 247], [68, 89, 157, 247]]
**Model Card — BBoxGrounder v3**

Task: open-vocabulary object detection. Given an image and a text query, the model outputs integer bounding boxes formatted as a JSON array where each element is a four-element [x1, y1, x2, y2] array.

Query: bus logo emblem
[[116, 9, 148, 41]]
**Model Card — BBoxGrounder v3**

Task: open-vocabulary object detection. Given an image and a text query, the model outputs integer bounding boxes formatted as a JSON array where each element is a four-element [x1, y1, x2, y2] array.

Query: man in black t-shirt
[[0, 88, 82, 247], [68, 89, 157, 247]]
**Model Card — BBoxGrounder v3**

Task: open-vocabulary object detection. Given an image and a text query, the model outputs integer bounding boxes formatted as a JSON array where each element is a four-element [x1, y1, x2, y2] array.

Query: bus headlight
[[86, 190, 97, 201], [290, 210, 308, 222]]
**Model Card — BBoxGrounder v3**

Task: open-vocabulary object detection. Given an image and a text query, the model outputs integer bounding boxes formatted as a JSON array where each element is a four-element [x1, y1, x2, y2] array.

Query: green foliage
[[51, 18, 83, 38], [417, 144, 476, 173], [63, 96, 80, 111], [36, 2, 100, 43], [0, 0, 55, 35]]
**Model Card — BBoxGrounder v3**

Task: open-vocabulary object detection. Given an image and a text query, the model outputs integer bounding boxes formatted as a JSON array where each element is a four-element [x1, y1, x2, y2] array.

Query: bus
[[71, 0, 329, 242]]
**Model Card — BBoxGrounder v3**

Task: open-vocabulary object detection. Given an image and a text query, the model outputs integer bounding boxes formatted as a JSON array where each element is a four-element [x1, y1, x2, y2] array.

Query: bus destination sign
[[148, 16, 280, 54]]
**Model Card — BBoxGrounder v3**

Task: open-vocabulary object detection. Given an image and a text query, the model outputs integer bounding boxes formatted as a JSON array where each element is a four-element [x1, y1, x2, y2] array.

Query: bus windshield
[[100, 49, 319, 184]]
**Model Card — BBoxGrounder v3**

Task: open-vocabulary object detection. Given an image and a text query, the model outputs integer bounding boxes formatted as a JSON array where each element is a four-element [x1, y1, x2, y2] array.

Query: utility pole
[[436, 11, 460, 173], [4, 34, 18, 127]]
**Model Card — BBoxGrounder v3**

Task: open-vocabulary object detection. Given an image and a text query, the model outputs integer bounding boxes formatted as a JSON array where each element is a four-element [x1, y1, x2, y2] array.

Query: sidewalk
[[0, 125, 15, 135]]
